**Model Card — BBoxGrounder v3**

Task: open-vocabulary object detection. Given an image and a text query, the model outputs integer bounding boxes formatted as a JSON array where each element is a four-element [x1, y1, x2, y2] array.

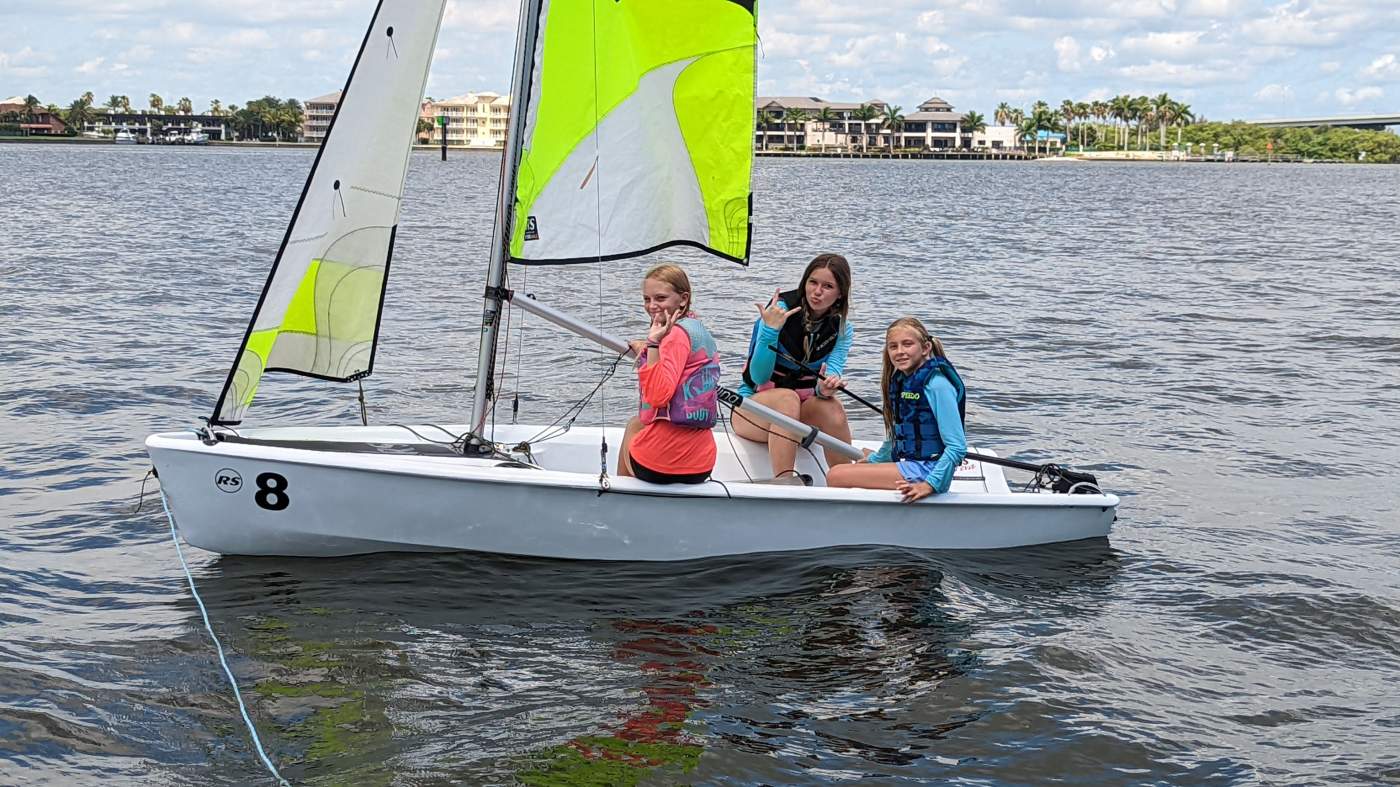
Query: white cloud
[[1319, 61, 1341, 74], [222, 29, 274, 48], [1090, 45, 1116, 63], [915, 10, 945, 32], [1118, 60, 1239, 86], [1361, 53, 1399, 80], [1254, 83, 1293, 102], [75, 56, 105, 74], [1119, 30, 1223, 60], [1054, 36, 1082, 72], [1335, 86, 1383, 106], [0, 46, 52, 79]]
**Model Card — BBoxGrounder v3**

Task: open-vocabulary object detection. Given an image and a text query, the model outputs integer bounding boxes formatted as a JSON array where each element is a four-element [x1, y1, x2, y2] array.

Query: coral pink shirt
[[630, 325, 717, 476]]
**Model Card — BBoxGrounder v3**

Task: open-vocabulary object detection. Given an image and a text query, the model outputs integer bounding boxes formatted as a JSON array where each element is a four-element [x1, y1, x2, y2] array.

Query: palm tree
[[1017, 116, 1038, 154], [1151, 93, 1172, 154], [81, 91, 94, 106], [106, 95, 123, 111], [1131, 95, 1150, 150], [22, 94, 41, 121], [960, 110, 986, 148], [994, 101, 1014, 131], [1172, 101, 1195, 146], [781, 108, 809, 149], [208, 99, 223, 116], [177, 97, 193, 115], [1060, 100, 1077, 150], [881, 104, 905, 152], [1074, 101, 1090, 150], [149, 94, 164, 113], [1109, 95, 1131, 151], [816, 106, 835, 152], [65, 96, 95, 132], [1091, 100, 1109, 149], [853, 103, 879, 152]]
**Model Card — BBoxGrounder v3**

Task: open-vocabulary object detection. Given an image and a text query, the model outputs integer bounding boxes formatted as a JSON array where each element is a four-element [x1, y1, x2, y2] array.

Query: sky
[[3, 0, 1399, 121]]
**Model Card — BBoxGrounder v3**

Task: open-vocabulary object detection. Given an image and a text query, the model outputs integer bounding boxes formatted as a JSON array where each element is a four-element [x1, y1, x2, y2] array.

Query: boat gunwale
[[146, 431, 1121, 511]]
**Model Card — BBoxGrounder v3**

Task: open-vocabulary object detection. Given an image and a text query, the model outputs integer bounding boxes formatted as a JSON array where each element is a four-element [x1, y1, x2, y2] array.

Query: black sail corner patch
[[524, 216, 539, 241]]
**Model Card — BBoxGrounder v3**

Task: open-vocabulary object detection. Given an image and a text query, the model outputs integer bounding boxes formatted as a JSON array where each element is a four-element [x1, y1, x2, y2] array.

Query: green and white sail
[[211, 0, 447, 425], [508, 0, 757, 265]]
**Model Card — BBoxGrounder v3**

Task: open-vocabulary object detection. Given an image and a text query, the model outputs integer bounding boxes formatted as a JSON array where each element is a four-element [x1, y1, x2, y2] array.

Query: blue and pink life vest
[[639, 316, 721, 429]]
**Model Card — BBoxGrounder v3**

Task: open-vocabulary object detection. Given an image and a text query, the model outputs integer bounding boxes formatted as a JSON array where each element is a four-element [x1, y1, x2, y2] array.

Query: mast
[[471, 0, 542, 433]]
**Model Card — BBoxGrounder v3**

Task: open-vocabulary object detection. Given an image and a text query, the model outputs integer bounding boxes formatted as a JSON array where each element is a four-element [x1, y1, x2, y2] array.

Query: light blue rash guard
[[866, 372, 968, 494], [736, 297, 855, 397]]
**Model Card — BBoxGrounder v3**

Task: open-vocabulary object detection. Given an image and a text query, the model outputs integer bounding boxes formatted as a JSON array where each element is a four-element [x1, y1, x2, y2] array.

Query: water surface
[[2, 145, 1399, 784]]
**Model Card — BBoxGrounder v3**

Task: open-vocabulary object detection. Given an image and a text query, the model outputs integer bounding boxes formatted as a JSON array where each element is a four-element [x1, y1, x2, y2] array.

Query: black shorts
[[631, 457, 710, 485]]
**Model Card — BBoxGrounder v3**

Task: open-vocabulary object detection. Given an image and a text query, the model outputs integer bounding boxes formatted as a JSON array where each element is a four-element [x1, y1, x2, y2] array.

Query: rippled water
[[3, 144, 1400, 785]]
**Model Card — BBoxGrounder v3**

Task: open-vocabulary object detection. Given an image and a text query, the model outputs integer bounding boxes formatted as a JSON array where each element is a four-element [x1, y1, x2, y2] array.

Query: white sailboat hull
[[146, 425, 1117, 559]]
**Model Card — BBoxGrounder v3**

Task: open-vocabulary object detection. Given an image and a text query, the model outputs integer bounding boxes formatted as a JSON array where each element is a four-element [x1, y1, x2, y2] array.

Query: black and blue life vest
[[742, 288, 842, 391], [888, 356, 966, 461]]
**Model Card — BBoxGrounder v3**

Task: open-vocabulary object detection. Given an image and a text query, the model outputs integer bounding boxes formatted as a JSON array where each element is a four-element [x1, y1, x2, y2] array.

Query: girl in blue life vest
[[616, 264, 721, 485], [826, 317, 966, 503]]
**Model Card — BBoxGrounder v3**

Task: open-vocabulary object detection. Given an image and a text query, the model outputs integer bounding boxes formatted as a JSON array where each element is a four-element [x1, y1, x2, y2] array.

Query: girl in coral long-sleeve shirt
[[617, 264, 720, 484]]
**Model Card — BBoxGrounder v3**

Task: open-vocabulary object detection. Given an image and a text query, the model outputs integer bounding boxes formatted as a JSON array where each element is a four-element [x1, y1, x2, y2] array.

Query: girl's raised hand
[[754, 289, 801, 330], [646, 308, 681, 345]]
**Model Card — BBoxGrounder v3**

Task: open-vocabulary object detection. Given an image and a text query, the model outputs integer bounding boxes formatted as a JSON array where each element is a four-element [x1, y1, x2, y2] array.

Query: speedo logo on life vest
[[901, 392, 921, 400]]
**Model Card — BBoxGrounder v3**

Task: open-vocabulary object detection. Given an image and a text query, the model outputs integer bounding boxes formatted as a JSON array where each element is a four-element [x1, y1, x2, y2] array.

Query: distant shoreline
[[4, 135, 1388, 164]]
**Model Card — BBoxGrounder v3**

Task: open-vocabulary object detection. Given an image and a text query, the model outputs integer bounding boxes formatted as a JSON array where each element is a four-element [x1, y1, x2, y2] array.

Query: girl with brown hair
[[732, 253, 855, 479]]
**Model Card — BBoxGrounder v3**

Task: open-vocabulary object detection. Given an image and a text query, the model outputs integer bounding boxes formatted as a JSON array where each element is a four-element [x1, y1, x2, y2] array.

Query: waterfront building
[[81, 109, 230, 141], [302, 90, 341, 143], [0, 96, 68, 135], [430, 92, 511, 148], [756, 96, 1017, 151]]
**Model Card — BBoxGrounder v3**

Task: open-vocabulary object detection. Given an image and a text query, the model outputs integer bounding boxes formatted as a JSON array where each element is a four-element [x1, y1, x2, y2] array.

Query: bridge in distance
[[1249, 113, 1400, 131]]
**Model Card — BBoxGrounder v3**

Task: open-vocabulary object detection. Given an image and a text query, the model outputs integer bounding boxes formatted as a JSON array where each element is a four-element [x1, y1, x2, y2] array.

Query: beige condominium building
[[429, 91, 510, 148], [756, 96, 1017, 151], [301, 90, 340, 143]]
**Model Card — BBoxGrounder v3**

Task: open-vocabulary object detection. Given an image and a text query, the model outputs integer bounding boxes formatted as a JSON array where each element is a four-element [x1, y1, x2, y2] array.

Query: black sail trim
[[509, 236, 751, 267], [208, 0, 391, 426]]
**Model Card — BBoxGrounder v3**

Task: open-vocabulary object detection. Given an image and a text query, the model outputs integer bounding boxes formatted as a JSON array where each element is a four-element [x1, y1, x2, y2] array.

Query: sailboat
[[145, 0, 1119, 559]]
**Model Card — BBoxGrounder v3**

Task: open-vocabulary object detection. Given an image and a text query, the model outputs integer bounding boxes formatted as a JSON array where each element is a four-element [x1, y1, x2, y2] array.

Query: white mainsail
[[211, 0, 447, 425]]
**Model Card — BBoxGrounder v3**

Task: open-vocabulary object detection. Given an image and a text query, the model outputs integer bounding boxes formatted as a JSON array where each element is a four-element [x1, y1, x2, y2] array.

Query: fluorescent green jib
[[510, 0, 756, 261]]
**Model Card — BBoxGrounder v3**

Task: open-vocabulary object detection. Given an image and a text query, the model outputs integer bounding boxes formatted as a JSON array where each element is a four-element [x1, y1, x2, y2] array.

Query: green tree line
[[1, 91, 305, 141]]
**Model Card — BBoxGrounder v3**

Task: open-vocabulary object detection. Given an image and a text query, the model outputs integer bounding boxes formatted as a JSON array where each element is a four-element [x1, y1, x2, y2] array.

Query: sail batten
[[210, 0, 447, 425], [507, 0, 757, 266]]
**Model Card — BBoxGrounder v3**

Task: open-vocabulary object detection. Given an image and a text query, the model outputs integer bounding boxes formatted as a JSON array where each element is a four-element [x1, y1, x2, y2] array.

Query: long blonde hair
[[879, 317, 946, 436], [643, 263, 694, 315]]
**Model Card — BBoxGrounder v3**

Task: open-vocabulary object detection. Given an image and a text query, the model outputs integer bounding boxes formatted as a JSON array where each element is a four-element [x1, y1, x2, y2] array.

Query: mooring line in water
[[159, 489, 292, 787]]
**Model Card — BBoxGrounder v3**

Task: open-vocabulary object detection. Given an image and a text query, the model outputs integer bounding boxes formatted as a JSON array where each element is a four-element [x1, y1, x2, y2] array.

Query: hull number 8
[[254, 472, 290, 511]]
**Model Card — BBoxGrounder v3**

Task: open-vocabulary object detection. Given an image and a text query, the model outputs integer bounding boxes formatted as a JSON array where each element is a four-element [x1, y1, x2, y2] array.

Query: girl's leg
[[730, 388, 802, 477], [799, 395, 854, 466], [616, 416, 644, 476], [826, 461, 906, 489]]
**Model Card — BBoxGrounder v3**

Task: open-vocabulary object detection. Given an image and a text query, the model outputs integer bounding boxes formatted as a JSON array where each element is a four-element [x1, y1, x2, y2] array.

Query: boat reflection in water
[[183, 540, 1117, 782]]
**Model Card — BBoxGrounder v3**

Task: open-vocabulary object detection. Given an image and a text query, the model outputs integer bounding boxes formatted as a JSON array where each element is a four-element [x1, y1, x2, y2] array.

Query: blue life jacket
[[888, 356, 966, 461]]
